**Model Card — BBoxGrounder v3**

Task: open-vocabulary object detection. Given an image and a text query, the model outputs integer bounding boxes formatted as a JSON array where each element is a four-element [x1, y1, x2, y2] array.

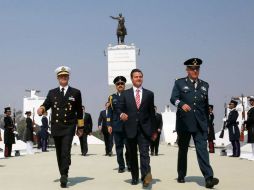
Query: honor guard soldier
[[37, 66, 84, 188], [24, 111, 34, 154], [107, 76, 131, 173], [225, 100, 240, 157], [3, 107, 15, 157], [244, 97, 254, 159], [150, 106, 163, 156], [170, 58, 219, 188], [208, 105, 215, 153]]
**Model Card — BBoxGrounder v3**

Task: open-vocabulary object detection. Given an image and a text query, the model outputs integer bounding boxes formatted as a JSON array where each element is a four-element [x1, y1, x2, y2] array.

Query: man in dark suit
[[79, 106, 93, 156], [170, 58, 219, 189], [98, 102, 113, 156], [150, 106, 163, 156], [107, 76, 131, 173], [37, 66, 84, 188], [119, 69, 157, 187], [225, 100, 240, 157]]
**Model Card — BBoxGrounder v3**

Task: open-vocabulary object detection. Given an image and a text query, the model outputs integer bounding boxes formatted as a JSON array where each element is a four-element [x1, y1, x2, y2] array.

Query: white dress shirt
[[133, 86, 143, 103], [59, 85, 69, 96]]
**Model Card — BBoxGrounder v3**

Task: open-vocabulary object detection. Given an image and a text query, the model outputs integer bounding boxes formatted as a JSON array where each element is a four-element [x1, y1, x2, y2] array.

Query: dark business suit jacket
[[98, 110, 108, 134], [84, 112, 93, 133], [119, 87, 156, 139]]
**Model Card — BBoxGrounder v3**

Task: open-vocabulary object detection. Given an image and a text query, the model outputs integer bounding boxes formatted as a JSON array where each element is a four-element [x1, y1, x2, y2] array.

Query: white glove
[[13, 131, 18, 135], [223, 117, 227, 122], [33, 132, 36, 135]]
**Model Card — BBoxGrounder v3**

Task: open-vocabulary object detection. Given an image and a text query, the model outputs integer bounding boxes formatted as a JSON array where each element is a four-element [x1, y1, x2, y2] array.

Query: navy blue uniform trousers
[[177, 130, 213, 179]]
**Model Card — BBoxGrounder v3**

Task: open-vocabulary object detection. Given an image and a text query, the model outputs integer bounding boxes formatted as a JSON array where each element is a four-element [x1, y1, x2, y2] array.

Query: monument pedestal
[[106, 43, 139, 94]]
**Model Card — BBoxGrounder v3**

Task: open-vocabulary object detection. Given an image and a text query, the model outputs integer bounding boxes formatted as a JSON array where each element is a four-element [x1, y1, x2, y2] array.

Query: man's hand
[[108, 126, 112, 134], [98, 126, 102, 131], [181, 104, 191, 112], [37, 108, 44, 116], [151, 132, 158, 142], [76, 128, 84, 137], [120, 113, 128, 121]]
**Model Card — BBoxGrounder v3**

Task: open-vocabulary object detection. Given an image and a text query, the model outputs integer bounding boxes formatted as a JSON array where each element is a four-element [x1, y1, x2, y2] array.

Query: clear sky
[[0, 0, 253, 130]]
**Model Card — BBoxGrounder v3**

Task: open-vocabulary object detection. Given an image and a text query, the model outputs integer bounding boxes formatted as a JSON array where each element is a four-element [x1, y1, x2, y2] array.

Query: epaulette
[[175, 77, 185, 81]]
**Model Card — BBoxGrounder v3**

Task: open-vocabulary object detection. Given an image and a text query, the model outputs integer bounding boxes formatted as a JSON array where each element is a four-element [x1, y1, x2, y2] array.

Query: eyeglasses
[[116, 82, 125, 86]]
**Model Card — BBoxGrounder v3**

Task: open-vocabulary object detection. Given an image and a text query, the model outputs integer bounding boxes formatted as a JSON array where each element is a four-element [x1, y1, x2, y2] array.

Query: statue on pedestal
[[110, 13, 127, 44]]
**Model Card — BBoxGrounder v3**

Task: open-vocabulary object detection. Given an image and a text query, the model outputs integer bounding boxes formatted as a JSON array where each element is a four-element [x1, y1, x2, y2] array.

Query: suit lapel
[[139, 88, 146, 109], [129, 88, 138, 110]]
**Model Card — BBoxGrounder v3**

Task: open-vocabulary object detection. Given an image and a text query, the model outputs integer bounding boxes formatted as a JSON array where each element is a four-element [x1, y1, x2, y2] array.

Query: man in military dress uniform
[[24, 111, 34, 154], [225, 100, 240, 157], [245, 97, 254, 159], [170, 58, 219, 188], [37, 66, 84, 188], [4, 107, 15, 157], [107, 76, 131, 173], [208, 105, 215, 153]]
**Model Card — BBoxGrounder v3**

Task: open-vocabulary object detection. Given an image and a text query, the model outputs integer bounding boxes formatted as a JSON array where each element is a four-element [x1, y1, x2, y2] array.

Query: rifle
[[219, 103, 227, 138], [240, 94, 245, 142], [13, 108, 19, 140], [32, 107, 37, 143]]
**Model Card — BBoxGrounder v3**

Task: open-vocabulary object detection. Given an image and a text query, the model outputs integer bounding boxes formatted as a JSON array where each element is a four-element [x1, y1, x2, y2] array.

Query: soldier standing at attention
[[107, 76, 131, 173], [225, 100, 240, 157], [4, 107, 15, 157], [170, 58, 219, 188], [37, 66, 84, 188], [244, 97, 254, 159], [208, 105, 215, 153], [24, 111, 34, 154]]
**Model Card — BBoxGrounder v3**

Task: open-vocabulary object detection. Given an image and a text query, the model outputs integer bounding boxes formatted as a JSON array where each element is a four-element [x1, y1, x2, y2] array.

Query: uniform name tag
[[68, 97, 75, 101], [201, 86, 207, 91]]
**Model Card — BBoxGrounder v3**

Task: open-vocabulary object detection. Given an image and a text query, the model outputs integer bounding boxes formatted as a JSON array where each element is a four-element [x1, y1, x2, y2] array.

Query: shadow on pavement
[[54, 176, 94, 187], [68, 176, 94, 186], [184, 176, 205, 187], [124, 178, 161, 189]]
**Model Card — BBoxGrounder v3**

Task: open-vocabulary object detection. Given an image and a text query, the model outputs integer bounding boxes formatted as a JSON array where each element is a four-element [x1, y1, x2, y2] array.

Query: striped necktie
[[135, 89, 141, 109]]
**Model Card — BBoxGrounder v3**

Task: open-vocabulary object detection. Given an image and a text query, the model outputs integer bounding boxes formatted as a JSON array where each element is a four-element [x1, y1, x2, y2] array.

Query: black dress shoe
[[60, 175, 68, 188], [151, 152, 154, 156], [155, 153, 158, 156], [118, 168, 125, 173], [205, 177, 219, 188], [131, 179, 139, 185], [108, 151, 113, 156], [127, 166, 131, 172], [177, 177, 185, 183]]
